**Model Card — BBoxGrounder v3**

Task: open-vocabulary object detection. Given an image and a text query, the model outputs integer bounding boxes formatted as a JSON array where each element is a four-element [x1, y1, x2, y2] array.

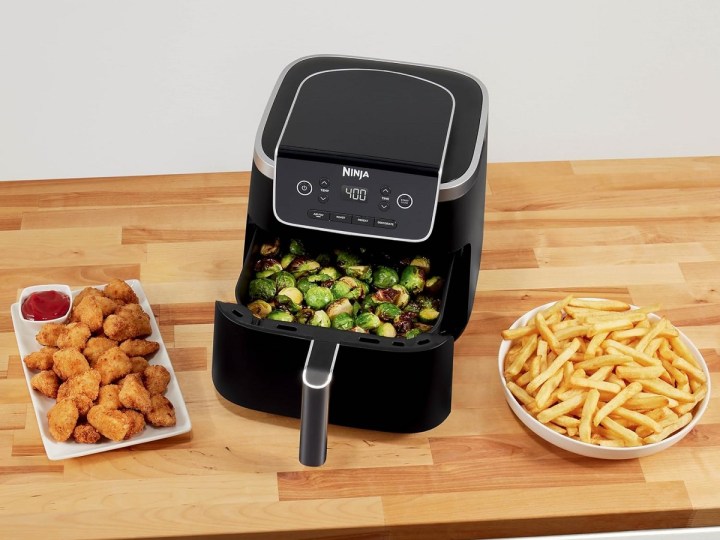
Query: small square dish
[[10, 279, 192, 460]]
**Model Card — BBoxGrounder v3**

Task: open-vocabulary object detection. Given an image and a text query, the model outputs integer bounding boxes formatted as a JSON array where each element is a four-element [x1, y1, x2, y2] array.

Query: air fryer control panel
[[274, 157, 440, 242], [272, 68, 454, 243]]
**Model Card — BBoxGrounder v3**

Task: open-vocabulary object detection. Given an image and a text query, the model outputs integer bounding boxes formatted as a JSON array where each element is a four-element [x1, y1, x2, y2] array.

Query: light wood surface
[[1, 156, 719, 539]]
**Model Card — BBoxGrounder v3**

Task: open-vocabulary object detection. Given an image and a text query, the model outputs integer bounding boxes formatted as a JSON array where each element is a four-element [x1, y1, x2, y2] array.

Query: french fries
[[501, 297, 708, 448]]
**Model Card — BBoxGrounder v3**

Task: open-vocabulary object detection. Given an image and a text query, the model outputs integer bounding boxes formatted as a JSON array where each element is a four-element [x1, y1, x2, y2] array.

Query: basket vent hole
[[417, 339, 430, 345], [277, 324, 297, 332], [392, 341, 405, 347], [232, 310, 244, 318], [359, 337, 380, 344]]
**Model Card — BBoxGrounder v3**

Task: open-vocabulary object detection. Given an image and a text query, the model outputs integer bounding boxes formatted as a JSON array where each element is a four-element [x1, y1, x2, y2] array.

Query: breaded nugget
[[31, 370, 60, 399], [56, 322, 92, 349], [57, 369, 101, 402], [23, 346, 58, 371], [130, 356, 149, 374], [73, 423, 102, 444], [104, 279, 139, 304], [143, 365, 171, 395], [71, 297, 104, 333], [145, 394, 176, 427], [52, 348, 90, 380], [70, 394, 94, 416], [95, 346, 132, 385], [123, 409, 146, 439], [120, 339, 160, 358], [36, 323, 65, 347], [87, 405, 130, 441], [72, 286, 103, 308], [94, 295, 121, 316], [103, 303, 151, 341], [97, 384, 121, 409], [119, 373, 152, 413], [47, 399, 79, 441], [83, 336, 118, 365]]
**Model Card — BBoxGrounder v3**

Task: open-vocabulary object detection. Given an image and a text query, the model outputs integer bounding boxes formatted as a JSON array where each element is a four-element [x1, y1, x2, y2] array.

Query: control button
[[297, 180, 312, 196], [319, 178, 330, 188], [352, 215, 373, 226], [378, 202, 390, 212], [380, 186, 392, 197], [330, 212, 352, 223], [374, 217, 397, 229], [397, 193, 413, 209], [307, 209, 329, 221], [318, 194, 329, 204]]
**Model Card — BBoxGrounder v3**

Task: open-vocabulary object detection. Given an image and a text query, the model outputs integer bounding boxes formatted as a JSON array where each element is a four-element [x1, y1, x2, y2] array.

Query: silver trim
[[271, 68, 454, 244], [301, 341, 340, 390], [252, 54, 488, 202]]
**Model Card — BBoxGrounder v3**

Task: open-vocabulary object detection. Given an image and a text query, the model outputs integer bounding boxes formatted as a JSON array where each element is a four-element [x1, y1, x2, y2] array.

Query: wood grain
[[1, 156, 719, 539]]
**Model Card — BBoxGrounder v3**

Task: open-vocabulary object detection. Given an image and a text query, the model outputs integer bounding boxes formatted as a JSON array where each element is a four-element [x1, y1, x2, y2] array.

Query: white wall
[[1, 0, 719, 181]]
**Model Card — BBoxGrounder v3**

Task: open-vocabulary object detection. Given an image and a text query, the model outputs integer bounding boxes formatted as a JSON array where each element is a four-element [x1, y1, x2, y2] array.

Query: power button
[[296, 180, 312, 196]]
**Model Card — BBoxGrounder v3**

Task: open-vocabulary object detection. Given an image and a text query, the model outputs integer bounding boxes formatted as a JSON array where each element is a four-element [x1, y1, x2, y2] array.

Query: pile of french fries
[[502, 296, 708, 447]]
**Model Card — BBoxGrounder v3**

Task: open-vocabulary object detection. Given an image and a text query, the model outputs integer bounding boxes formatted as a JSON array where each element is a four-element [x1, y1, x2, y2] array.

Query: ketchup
[[21, 290, 71, 321]]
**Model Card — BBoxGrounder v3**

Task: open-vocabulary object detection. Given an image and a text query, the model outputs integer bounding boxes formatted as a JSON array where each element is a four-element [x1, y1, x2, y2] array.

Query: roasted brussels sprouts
[[296, 308, 315, 324], [326, 298, 353, 319], [372, 266, 399, 289], [345, 265, 372, 281], [425, 276, 444, 296], [296, 277, 313, 295], [331, 312, 354, 330], [393, 312, 416, 334], [418, 307, 439, 324], [409, 256, 431, 272], [355, 312, 381, 331], [375, 302, 402, 322], [255, 258, 282, 278], [280, 253, 295, 269], [335, 250, 361, 268], [399, 265, 426, 294], [404, 328, 422, 339], [330, 280, 352, 300], [391, 284, 410, 308], [375, 322, 397, 338], [248, 278, 276, 301], [319, 266, 341, 280], [259, 238, 280, 257], [288, 238, 306, 256], [274, 271, 296, 290], [247, 299, 273, 319], [288, 257, 321, 278], [278, 286, 303, 305], [267, 310, 294, 322], [304, 286, 333, 310], [309, 310, 330, 328]]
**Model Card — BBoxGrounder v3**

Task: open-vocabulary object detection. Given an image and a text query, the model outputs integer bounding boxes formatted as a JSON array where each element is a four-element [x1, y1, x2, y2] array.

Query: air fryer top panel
[[273, 69, 454, 242], [254, 55, 488, 202]]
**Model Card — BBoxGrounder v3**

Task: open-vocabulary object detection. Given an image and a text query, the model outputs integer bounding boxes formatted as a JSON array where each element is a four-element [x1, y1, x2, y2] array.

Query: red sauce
[[21, 290, 71, 321]]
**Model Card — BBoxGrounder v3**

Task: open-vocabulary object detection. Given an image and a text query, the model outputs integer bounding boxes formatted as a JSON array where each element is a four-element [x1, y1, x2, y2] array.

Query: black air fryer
[[213, 55, 488, 466]]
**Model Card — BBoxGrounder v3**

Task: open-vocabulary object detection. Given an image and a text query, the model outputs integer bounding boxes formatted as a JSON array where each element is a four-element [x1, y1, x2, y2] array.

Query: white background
[[1, 0, 719, 182]]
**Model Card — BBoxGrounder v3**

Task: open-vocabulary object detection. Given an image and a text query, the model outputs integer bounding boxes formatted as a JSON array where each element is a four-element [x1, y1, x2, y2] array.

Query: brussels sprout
[[288, 256, 321, 278], [288, 238, 306, 256], [372, 287, 400, 305], [403, 301, 421, 314], [399, 265, 426, 294], [296, 307, 315, 324], [330, 280, 352, 300], [393, 312, 416, 334], [345, 265, 372, 281], [275, 295, 301, 313], [307, 273, 332, 284], [255, 258, 282, 278], [375, 322, 397, 338], [304, 286, 333, 310], [372, 266, 399, 289], [280, 253, 295, 269], [309, 310, 331, 328], [350, 326, 367, 333], [335, 250, 360, 268], [331, 312, 354, 331], [326, 298, 353, 319], [414, 322, 434, 333], [248, 278, 276, 301], [278, 286, 303, 305], [267, 310, 294, 322], [416, 295, 440, 310], [425, 276, 444, 296], [418, 307, 440, 324], [296, 277, 313, 294], [375, 302, 402, 322], [409, 256, 431, 272], [404, 328, 423, 339], [319, 266, 341, 280], [247, 300, 273, 319], [259, 238, 280, 257], [274, 271, 296, 290], [352, 301, 362, 317], [316, 252, 332, 266], [337, 276, 363, 300], [391, 284, 410, 308], [255, 269, 277, 279], [355, 312, 381, 331], [362, 295, 380, 311]]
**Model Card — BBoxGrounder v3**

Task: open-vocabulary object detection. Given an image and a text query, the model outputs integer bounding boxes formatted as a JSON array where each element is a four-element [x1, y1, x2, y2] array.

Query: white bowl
[[498, 300, 711, 459], [17, 284, 73, 330]]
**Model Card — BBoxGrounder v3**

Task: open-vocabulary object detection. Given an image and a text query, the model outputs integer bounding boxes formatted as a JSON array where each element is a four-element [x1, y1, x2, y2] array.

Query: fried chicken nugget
[[36, 323, 65, 347], [23, 346, 58, 371], [87, 405, 130, 441], [145, 394, 176, 427], [120, 339, 160, 358], [31, 370, 61, 399], [129, 356, 149, 374], [119, 373, 152, 413], [73, 423, 101, 444], [71, 297, 104, 333], [103, 303, 151, 342], [56, 322, 92, 349], [104, 279, 139, 304], [95, 346, 132, 385], [52, 348, 90, 380], [143, 365, 171, 395], [83, 336, 118, 365], [57, 369, 101, 402], [123, 409, 146, 439], [97, 384, 121, 409], [47, 399, 79, 441], [72, 286, 103, 308]]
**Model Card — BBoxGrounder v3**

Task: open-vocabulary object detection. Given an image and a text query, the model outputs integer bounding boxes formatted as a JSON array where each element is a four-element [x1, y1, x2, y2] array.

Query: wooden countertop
[[1, 157, 718, 539]]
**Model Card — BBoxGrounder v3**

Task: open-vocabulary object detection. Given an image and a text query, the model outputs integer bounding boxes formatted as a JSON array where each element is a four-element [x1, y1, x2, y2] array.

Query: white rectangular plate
[[10, 279, 192, 460]]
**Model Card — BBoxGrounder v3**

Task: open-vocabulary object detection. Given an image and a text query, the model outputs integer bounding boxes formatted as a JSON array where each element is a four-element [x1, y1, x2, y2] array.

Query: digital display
[[340, 185, 368, 203]]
